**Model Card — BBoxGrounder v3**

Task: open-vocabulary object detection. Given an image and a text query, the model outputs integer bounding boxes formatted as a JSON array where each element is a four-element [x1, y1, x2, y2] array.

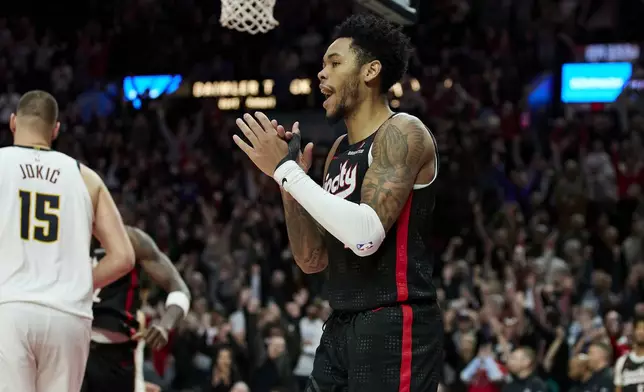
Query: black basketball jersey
[[322, 115, 439, 311], [616, 352, 644, 392], [91, 245, 141, 336]]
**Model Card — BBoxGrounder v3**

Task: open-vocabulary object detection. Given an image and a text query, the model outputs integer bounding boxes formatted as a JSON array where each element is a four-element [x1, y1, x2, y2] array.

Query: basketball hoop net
[[220, 0, 279, 35]]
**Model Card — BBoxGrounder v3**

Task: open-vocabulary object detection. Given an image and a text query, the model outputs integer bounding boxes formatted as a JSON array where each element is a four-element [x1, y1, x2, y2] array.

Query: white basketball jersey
[[0, 146, 94, 319]]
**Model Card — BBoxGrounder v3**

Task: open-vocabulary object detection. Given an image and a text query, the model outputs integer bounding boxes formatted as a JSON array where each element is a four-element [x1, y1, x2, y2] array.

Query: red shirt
[[468, 369, 504, 392], [610, 335, 630, 362]]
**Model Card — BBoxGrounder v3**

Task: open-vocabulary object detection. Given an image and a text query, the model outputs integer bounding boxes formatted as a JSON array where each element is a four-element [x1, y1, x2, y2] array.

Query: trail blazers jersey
[[615, 352, 644, 392], [91, 245, 141, 336], [0, 146, 94, 318], [323, 114, 439, 311]]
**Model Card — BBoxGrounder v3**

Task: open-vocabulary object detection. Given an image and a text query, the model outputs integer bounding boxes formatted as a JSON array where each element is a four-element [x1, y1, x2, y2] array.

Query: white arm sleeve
[[274, 161, 386, 257]]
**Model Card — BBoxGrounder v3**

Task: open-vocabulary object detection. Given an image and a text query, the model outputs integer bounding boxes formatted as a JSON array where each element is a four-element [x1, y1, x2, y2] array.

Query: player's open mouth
[[320, 85, 334, 109], [323, 94, 334, 109]]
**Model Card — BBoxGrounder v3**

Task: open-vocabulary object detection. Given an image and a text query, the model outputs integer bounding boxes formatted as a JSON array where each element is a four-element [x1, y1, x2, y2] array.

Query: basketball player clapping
[[234, 14, 443, 392]]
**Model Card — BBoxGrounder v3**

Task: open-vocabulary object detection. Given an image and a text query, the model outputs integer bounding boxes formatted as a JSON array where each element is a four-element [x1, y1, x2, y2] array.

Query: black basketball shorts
[[306, 303, 443, 392], [81, 341, 136, 392]]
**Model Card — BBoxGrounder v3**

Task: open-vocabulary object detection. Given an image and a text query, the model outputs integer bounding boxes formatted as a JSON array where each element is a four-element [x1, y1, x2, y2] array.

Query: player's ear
[[363, 60, 382, 84], [51, 122, 60, 141], [9, 113, 16, 135]]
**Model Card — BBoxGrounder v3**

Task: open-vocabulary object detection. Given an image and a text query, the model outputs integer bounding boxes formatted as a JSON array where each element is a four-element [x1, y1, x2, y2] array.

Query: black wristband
[[275, 132, 302, 172]]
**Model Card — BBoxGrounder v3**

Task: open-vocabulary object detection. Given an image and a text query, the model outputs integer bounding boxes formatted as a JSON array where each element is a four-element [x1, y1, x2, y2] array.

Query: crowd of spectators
[[2, 0, 644, 391]]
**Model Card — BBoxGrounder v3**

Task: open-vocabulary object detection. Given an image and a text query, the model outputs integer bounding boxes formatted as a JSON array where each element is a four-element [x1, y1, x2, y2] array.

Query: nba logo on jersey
[[356, 242, 374, 251]]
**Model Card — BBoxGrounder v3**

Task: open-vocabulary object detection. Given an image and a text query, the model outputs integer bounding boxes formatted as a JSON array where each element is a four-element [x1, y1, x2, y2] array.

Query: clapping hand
[[233, 112, 291, 177], [271, 120, 315, 173]]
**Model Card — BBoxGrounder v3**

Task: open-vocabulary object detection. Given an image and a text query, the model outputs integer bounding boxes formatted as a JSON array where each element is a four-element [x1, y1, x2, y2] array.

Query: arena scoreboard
[[187, 78, 421, 111], [122, 75, 421, 111], [191, 78, 312, 110]]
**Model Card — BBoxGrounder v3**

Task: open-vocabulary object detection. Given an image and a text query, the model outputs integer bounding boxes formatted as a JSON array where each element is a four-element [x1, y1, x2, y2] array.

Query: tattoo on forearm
[[282, 195, 328, 272], [361, 122, 427, 230]]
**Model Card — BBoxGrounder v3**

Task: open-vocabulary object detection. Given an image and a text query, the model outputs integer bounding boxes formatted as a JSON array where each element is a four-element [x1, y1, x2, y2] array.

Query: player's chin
[[325, 107, 343, 125]]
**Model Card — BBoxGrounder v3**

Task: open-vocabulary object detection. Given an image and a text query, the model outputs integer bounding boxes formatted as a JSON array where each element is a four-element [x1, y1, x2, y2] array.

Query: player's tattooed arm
[[361, 115, 434, 231], [280, 134, 345, 274], [282, 195, 329, 274], [127, 226, 190, 329]]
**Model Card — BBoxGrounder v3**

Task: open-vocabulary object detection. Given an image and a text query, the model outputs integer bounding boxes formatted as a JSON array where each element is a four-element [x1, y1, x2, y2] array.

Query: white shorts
[[0, 302, 92, 392]]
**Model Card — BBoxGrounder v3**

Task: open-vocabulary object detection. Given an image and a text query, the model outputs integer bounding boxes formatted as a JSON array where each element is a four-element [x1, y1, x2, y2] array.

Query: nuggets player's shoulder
[[79, 163, 100, 180], [79, 164, 104, 188]]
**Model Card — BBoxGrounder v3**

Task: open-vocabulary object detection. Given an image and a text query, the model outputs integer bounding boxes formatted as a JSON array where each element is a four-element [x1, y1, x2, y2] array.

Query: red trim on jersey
[[396, 195, 413, 392], [399, 304, 413, 392], [124, 268, 138, 335], [395, 195, 412, 302]]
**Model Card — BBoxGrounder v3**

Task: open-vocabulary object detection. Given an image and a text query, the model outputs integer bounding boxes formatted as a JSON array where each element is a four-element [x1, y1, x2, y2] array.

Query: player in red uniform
[[234, 14, 442, 392], [82, 226, 190, 392]]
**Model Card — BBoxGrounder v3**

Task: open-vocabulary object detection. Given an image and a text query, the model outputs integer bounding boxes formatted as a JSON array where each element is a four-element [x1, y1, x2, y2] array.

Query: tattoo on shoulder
[[361, 120, 429, 230]]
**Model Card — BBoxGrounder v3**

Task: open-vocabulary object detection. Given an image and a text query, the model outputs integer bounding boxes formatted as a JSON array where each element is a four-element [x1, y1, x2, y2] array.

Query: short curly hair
[[333, 14, 412, 95]]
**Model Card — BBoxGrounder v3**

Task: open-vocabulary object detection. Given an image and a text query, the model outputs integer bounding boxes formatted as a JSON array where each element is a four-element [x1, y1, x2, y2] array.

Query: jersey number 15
[[19, 191, 60, 243]]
